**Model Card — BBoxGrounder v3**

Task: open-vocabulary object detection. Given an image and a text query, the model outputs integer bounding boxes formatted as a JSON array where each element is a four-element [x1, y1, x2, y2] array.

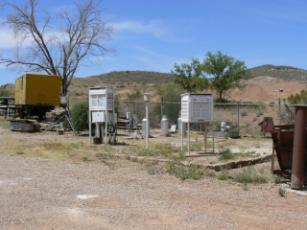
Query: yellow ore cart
[[15, 74, 62, 119]]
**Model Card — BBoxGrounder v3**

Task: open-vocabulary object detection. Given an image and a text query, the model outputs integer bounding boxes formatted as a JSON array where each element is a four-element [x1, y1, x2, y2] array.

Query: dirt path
[[1, 154, 307, 229]]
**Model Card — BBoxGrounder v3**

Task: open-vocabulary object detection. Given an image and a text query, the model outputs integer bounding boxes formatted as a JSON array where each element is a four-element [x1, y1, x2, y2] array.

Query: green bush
[[219, 149, 236, 161], [0, 89, 11, 97], [288, 89, 307, 104], [71, 102, 88, 132]]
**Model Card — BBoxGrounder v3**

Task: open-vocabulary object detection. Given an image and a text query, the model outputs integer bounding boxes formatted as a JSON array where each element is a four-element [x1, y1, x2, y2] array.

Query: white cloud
[[0, 17, 65, 50], [111, 20, 165, 38], [0, 27, 32, 49]]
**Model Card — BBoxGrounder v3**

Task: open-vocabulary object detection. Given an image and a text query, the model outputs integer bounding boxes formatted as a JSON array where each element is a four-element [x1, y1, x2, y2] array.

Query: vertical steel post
[[89, 110, 92, 144], [181, 123, 184, 152], [160, 97, 163, 120], [291, 106, 307, 190], [187, 121, 190, 156], [105, 112, 108, 144], [145, 101, 149, 149], [237, 102, 240, 137]]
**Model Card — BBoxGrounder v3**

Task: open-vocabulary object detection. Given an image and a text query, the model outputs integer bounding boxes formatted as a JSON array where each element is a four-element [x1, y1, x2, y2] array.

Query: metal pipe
[[291, 106, 307, 190]]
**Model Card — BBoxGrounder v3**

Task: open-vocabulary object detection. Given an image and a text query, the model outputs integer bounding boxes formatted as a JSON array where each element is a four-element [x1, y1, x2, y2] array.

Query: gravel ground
[[0, 154, 307, 230]]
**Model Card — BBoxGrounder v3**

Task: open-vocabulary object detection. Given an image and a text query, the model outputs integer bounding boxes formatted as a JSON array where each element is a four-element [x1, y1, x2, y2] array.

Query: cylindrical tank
[[161, 115, 169, 136], [220, 121, 226, 132], [178, 117, 186, 136], [142, 118, 150, 138], [126, 112, 132, 120]]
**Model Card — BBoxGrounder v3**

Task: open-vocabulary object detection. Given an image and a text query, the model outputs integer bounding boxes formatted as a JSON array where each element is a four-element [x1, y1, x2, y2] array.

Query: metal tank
[[160, 115, 169, 136], [142, 118, 150, 138]]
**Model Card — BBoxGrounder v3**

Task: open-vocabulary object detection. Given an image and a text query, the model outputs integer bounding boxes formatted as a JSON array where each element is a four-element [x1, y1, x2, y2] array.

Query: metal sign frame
[[180, 93, 214, 155]]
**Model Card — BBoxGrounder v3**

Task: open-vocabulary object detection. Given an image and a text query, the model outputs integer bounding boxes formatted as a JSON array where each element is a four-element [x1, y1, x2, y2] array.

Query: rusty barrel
[[291, 106, 307, 190]]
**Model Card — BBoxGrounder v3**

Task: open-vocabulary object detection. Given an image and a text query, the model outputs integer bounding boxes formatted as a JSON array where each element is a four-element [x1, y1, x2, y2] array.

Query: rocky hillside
[[248, 65, 307, 81]]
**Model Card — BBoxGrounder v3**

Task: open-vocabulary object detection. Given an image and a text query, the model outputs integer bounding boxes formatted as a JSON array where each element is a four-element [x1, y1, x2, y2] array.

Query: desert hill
[[2, 65, 307, 104], [248, 64, 307, 81]]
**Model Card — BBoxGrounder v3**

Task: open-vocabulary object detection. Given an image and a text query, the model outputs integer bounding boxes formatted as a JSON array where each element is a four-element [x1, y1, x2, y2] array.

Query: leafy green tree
[[203, 51, 248, 102], [172, 59, 208, 92], [155, 83, 184, 124]]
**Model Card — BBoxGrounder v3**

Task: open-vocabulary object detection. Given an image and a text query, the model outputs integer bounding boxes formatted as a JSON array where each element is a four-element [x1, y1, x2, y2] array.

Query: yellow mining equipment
[[14, 73, 62, 119]]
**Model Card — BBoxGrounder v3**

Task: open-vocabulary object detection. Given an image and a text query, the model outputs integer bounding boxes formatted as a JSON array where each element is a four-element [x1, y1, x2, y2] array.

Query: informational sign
[[91, 111, 105, 123], [181, 93, 213, 123]]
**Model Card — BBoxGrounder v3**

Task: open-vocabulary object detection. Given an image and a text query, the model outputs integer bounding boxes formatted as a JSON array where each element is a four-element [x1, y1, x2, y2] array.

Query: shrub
[[166, 162, 204, 181], [219, 149, 235, 161], [288, 89, 307, 104], [71, 102, 89, 132], [278, 187, 286, 198], [233, 168, 268, 184]]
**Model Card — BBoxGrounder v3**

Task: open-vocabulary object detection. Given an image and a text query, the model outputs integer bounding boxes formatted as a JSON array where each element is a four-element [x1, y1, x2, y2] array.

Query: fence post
[[237, 102, 240, 137]]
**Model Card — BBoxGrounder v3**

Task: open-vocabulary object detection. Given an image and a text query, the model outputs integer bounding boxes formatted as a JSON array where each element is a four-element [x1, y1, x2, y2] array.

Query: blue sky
[[1, 0, 307, 84]]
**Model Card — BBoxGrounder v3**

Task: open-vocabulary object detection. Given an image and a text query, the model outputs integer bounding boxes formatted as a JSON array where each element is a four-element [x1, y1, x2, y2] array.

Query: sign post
[[144, 93, 151, 149]]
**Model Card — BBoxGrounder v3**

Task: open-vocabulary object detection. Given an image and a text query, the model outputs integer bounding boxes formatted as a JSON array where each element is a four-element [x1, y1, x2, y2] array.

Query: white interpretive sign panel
[[181, 93, 213, 123]]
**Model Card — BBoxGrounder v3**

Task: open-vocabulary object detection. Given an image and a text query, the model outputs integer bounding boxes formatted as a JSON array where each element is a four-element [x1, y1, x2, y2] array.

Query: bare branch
[[2, 0, 111, 95]]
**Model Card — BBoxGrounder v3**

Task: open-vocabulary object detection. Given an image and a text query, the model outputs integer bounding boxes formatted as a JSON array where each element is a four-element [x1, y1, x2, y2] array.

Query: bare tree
[[0, 0, 111, 95]]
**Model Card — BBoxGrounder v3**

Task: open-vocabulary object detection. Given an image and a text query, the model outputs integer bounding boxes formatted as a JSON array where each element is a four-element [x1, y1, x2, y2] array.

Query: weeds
[[217, 171, 232, 180], [219, 149, 257, 161], [274, 176, 284, 184], [134, 143, 183, 160], [278, 187, 286, 198], [166, 162, 204, 181], [217, 167, 270, 184], [219, 149, 236, 161], [145, 162, 164, 175], [233, 168, 268, 184]]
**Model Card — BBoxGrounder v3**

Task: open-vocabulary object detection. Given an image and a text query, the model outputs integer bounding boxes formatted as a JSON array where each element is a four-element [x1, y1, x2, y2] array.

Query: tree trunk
[[219, 91, 223, 102], [62, 79, 68, 96]]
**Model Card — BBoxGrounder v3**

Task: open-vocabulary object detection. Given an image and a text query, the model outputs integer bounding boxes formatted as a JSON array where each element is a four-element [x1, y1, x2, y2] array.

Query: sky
[[1, 0, 307, 84]]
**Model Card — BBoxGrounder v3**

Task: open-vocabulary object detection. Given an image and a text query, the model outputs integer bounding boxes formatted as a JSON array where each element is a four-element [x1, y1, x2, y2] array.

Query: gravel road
[[0, 154, 307, 230]]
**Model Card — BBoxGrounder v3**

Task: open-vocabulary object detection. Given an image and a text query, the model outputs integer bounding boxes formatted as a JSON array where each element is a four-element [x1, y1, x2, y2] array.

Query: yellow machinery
[[15, 74, 62, 119]]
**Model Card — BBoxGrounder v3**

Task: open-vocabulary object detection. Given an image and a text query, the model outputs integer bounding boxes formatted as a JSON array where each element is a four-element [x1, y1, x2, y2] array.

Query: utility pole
[[273, 89, 284, 125]]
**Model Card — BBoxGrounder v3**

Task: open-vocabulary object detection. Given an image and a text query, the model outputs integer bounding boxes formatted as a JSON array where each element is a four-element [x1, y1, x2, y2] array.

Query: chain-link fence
[[118, 100, 292, 137]]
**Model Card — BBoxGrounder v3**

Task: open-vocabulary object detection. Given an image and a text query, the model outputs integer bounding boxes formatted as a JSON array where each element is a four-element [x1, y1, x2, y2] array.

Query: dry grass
[[216, 164, 274, 184]]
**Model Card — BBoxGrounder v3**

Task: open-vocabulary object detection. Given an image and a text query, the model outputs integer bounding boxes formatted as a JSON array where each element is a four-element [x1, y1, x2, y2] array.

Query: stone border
[[113, 153, 272, 171]]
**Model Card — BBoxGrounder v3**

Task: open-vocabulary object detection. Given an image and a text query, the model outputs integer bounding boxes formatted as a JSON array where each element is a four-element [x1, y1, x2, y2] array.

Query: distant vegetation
[[0, 89, 12, 97], [288, 89, 307, 104], [172, 59, 208, 92], [173, 51, 248, 102]]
